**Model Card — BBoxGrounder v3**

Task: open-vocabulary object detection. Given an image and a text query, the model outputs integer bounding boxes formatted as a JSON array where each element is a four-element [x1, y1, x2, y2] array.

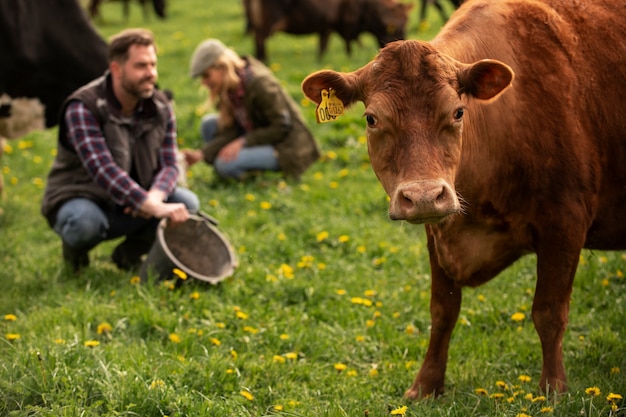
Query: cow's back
[[434, 0, 626, 249]]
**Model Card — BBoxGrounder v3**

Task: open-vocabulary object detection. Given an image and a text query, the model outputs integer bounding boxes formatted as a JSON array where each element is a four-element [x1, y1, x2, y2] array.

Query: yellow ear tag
[[315, 88, 344, 123]]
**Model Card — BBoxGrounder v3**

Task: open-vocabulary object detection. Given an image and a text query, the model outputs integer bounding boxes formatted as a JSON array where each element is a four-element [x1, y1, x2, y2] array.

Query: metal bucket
[[139, 212, 238, 284]]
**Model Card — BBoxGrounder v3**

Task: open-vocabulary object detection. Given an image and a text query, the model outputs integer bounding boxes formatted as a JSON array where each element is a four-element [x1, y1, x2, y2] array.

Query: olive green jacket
[[201, 57, 320, 179]]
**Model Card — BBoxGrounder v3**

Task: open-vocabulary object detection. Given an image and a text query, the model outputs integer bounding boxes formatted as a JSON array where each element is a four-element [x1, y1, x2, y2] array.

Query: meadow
[[1, 0, 624, 415]]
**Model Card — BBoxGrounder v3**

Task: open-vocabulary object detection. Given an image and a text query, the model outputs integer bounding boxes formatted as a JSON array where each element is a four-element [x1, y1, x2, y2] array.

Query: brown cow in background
[[243, 0, 412, 61], [303, 0, 626, 400]]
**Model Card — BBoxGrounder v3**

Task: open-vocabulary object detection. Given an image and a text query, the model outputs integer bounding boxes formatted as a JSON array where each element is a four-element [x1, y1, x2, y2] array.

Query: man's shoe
[[62, 241, 90, 273], [111, 243, 144, 272]]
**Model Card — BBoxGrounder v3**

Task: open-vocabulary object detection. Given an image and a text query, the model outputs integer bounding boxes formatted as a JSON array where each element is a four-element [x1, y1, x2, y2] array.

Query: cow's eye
[[365, 114, 377, 127], [453, 107, 464, 121]]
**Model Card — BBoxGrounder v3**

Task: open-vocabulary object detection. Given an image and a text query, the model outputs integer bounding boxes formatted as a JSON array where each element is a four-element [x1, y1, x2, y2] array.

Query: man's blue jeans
[[201, 114, 279, 179], [53, 187, 200, 252]]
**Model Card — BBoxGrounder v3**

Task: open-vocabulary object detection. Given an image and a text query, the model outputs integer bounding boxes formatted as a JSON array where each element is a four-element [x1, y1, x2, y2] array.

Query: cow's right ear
[[301, 70, 361, 107], [457, 59, 514, 101]]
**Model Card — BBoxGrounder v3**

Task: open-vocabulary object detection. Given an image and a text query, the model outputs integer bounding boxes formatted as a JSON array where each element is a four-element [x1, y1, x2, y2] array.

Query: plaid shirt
[[65, 100, 179, 210]]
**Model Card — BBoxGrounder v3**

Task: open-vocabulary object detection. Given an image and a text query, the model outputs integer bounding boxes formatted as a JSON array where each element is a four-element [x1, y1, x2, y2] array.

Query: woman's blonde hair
[[209, 48, 246, 128]]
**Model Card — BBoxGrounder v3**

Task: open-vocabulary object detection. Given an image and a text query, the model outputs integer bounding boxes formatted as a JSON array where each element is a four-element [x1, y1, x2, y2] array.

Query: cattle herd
[[2, 0, 626, 402]]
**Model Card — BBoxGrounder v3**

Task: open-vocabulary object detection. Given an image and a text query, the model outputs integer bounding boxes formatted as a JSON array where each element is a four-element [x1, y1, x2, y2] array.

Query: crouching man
[[41, 28, 199, 273]]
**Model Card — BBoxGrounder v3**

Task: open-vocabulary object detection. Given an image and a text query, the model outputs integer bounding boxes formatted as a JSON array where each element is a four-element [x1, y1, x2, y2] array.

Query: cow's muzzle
[[389, 179, 459, 224]]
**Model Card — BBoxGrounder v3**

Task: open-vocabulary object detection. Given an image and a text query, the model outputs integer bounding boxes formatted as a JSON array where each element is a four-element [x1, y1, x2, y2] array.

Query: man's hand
[[125, 189, 190, 225]]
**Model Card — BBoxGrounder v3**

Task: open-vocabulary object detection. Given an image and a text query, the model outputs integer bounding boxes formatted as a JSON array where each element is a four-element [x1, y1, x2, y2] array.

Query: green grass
[[1, 1, 625, 416]]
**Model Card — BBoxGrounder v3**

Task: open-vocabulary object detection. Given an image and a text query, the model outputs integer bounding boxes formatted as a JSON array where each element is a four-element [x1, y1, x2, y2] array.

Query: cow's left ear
[[457, 59, 514, 101], [301, 70, 362, 107]]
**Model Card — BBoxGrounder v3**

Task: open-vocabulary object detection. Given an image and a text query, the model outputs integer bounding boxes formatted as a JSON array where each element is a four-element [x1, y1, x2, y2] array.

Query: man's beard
[[122, 77, 154, 100]]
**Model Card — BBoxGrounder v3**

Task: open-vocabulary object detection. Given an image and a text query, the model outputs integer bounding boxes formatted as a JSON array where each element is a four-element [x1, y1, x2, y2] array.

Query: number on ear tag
[[315, 88, 344, 123]]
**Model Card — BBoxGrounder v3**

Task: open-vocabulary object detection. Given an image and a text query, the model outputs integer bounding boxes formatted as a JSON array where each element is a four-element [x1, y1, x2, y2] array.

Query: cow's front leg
[[405, 232, 462, 400], [532, 244, 581, 394]]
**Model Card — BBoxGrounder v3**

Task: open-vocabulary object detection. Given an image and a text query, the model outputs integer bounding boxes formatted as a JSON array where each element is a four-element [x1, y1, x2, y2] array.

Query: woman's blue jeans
[[201, 114, 279, 179]]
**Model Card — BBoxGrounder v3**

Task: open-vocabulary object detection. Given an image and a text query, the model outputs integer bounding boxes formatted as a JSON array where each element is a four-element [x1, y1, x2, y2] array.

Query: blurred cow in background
[[243, 0, 412, 62], [0, 0, 108, 194], [88, 0, 167, 21]]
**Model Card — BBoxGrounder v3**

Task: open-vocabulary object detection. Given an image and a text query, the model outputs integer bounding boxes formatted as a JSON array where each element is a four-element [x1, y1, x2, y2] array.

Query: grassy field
[[1, 0, 625, 416]]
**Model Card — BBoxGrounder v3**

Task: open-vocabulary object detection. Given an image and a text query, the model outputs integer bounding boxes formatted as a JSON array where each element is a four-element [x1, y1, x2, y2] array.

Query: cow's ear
[[302, 70, 361, 107], [458, 59, 514, 101]]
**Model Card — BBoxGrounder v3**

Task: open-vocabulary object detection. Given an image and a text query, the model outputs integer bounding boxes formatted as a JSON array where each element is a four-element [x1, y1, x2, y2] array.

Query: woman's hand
[[217, 137, 246, 162]]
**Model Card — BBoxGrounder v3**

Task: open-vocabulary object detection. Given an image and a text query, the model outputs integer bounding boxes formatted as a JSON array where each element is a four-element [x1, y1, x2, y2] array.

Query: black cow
[[0, 0, 108, 129]]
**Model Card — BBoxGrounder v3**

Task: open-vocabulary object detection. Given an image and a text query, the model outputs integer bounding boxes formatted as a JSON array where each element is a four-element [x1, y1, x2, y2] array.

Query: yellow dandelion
[[243, 326, 259, 334], [475, 388, 489, 395], [518, 375, 531, 383], [190, 291, 200, 300], [172, 268, 187, 280], [130, 275, 141, 285], [216, 322, 226, 329], [168, 333, 181, 343], [369, 368, 379, 377], [266, 273, 278, 282], [611, 367, 620, 374], [279, 333, 290, 340], [240, 390, 254, 401], [5, 333, 21, 342], [490, 393, 505, 399], [32, 178, 44, 188], [329, 181, 339, 189], [585, 386, 601, 396], [260, 201, 272, 210], [84, 339, 99, 347], [602, 278, 610, 287], [366, 319, 376, 327], [334, 363, 347, 372], [356, 335, 366, 342], [357, 245, 366, 253], [532, 395, 546, 403], [516, 414, 532, 417], [54, 338, 65, 344], [364, 290, 377, 297], [390, 405, 408, 416], [607, 393, 623, 402], [208, 199, 219, 207], [338, 235, 350, 243], [4, 314, 17, 321], [496, 380, 509, 390], [273, 355, 286, 363], [326, 150, 337, 160], [209, 337, 221, 346], [230, 350, 238, 360], [278, 232, 286, 241], [149, 379, 165, 389], [313, 171, 324, 180], [273, 405, 284, 411], [284, 352, 298, 360], [540, 406, 553, 413], [335, 289, 347, 295], [316, 230, 329, 242], [511, 312, 525, 322], [299, 183, 310, 191], [97, 322, 112, 335], [244, 193, 255, 201], [235, 311, 249, 320], [347, 370, 358, 377], [279, 263, 294, 279]]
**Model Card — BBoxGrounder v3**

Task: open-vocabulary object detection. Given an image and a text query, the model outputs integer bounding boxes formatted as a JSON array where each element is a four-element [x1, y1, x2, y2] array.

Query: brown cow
[[303, 0, 626, 400], [243, 0, 411, 61]]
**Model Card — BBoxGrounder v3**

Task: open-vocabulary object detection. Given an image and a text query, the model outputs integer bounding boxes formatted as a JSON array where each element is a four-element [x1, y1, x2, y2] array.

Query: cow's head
[[302, 40, 513, 224]]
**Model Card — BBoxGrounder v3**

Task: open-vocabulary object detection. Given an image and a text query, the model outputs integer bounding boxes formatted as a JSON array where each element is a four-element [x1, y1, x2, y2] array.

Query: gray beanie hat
[[189, 39, 227, 78]]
